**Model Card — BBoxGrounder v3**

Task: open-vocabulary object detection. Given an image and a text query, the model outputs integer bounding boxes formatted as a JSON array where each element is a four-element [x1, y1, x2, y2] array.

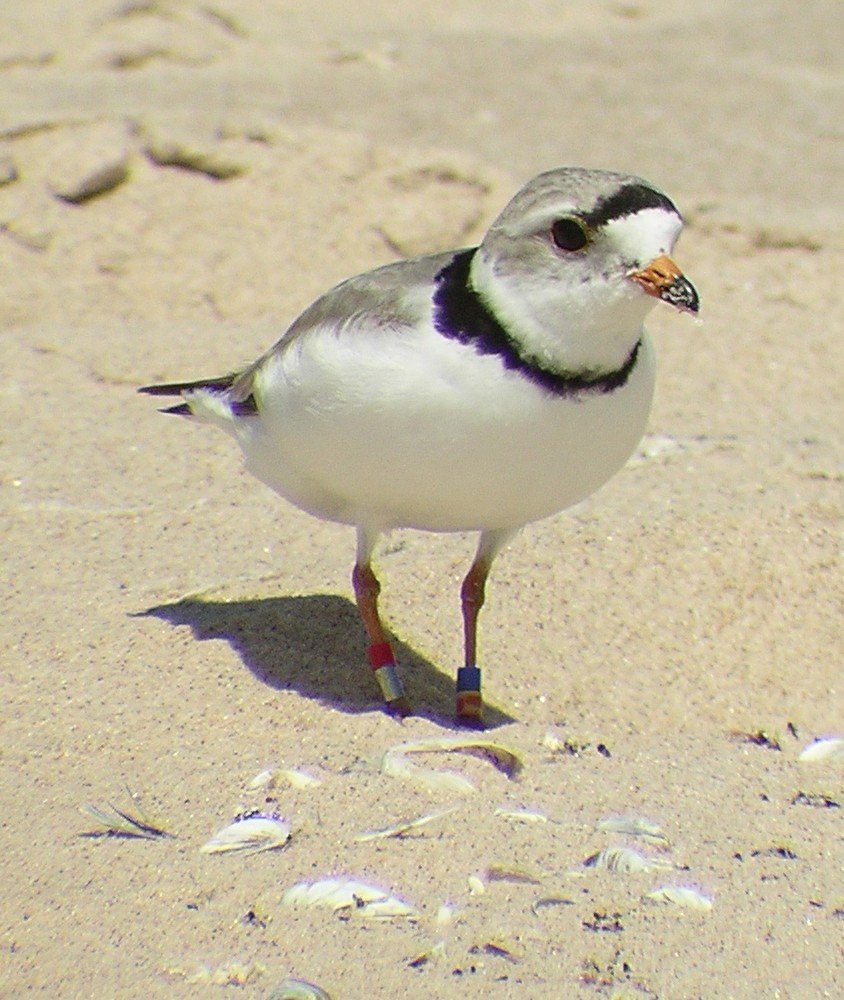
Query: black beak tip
[[661, 275, 700, 315]]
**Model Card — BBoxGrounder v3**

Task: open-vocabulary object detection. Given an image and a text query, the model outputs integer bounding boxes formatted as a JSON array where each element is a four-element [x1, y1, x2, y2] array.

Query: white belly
[[235, 324, 655, 533]]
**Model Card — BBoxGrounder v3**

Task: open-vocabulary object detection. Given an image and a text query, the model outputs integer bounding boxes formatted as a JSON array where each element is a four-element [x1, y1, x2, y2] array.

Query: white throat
[[469, 247, 652, 376], [469, 206, 683, 376]]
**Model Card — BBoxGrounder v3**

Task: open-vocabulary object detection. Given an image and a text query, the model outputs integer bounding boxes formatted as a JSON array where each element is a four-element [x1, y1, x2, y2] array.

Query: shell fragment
[[584, 846, 674, 876], [645, 885, 713, 911], [268, 978, 332, 1000], [494, 807, 549, 824], [798, 738, 844, 762], [200, 814, 291, 856], [356, 805, 458, 841], [595, 815, 670, 847], [281, 878, 417, 919], [381, 735, 522, 795]]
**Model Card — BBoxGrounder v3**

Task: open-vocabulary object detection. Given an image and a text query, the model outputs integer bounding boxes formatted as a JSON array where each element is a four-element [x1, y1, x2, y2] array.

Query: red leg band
[[368, 641, 395, 669]]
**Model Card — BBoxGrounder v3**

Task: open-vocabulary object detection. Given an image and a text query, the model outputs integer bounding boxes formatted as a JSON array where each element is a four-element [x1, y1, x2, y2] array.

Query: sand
[[1, 2, 842, 998]]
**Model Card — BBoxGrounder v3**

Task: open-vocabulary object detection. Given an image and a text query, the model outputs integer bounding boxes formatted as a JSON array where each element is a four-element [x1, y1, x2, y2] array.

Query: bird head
[[471, 168, 699, 375]]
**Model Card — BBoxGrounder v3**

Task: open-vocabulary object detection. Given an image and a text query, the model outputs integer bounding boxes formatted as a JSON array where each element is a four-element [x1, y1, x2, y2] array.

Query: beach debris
[[245, 767, 321, 791], [531, 895, 576, 915], [485, 862, 545, 885], [382, 750, 474, 795], [750, 845, 797, 860], [240, 908, 268, 929], [281, 878, 417, 919], [644, 885, 713, 912], [470, 939, 522, 963], [791, 791, 840, 809], [541, 731, 605, 757], [355, 805, 458, 842], [493, 806, 549, 824], [798, 737, 844, 762], [79, 801, 172, 840], [268, 978, 332, 1000], [407, 941, 447, 968], [390, 735, 521, 776], [381, 735, 522, 794], [182, 960, 264, 986], [542, 731, 586, 755], [582, 910, 624, 933], [200, 813, 291, 856], [467, 873, 486, 894], [729, 728, 782, 751], [279, 768, 322, 789], [595, 815, 670, 847], [246, 767, 278, 790], [583, 846, 674, 876]]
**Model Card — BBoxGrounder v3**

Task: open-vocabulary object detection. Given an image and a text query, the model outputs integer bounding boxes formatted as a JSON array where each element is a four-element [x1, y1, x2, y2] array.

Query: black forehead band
[[580, 183, 679, 230]]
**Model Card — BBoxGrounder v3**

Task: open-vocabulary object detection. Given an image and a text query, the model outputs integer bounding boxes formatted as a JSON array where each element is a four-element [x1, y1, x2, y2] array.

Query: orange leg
[[456, 559, 488, 723], [461, 558, 490, 669], [352, 535, 410, 717], [455, 529, 515, 725]]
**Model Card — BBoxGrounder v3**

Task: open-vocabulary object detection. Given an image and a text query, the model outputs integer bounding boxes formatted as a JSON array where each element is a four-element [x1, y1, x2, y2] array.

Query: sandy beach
[[1, 2, 842, 997]]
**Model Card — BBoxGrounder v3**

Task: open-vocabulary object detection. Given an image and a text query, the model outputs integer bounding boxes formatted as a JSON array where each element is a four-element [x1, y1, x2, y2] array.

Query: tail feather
[[138, 372, 258, 423], [161, 402, 193, 416], [137, 374, 239, 397]]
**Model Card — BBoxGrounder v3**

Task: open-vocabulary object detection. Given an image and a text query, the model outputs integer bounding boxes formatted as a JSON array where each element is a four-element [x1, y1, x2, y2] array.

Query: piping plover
[[140, 166, 699, 723]]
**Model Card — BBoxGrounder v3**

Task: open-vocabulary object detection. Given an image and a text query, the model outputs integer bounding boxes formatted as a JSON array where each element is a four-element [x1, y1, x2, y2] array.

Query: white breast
[[230, 319, 655, 534]]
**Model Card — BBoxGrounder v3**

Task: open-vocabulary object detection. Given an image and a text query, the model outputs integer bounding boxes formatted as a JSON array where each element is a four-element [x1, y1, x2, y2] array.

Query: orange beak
[[630, 254, 699, 314]]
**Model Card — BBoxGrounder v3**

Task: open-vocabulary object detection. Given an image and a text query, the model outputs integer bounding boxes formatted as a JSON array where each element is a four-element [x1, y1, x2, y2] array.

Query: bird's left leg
[[352, 526, 411, 717], [457, 528, 515, 723]]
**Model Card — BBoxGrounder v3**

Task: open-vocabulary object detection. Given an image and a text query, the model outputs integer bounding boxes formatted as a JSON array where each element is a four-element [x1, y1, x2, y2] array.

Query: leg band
[[367, 641, 395, 669], [456, 666, 482, 719], [368, 642, 408, 706]]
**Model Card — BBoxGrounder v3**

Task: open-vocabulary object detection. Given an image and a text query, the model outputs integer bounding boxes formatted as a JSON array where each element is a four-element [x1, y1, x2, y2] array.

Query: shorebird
[[140, 167, 699, 722]]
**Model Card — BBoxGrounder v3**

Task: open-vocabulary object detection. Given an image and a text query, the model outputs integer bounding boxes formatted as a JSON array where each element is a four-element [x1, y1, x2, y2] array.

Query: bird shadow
[[137, 593, 515, 729]]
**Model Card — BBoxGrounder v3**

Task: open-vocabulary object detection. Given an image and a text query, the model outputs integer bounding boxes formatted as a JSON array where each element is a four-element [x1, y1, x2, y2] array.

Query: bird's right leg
[[352, 527, 410, 717], [456, 528, 516, 724]]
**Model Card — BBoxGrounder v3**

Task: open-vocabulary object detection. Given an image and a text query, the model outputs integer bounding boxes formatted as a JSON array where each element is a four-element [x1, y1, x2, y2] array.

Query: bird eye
[[551, 218, 588, 252]]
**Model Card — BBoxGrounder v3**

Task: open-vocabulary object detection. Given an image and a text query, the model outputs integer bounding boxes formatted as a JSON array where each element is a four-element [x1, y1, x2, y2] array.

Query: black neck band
[[432, 249, 641, 398]]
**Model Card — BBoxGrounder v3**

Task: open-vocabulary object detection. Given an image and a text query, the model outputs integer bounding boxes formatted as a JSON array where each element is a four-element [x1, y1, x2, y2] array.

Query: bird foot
[[386, 696, 412, 718]]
